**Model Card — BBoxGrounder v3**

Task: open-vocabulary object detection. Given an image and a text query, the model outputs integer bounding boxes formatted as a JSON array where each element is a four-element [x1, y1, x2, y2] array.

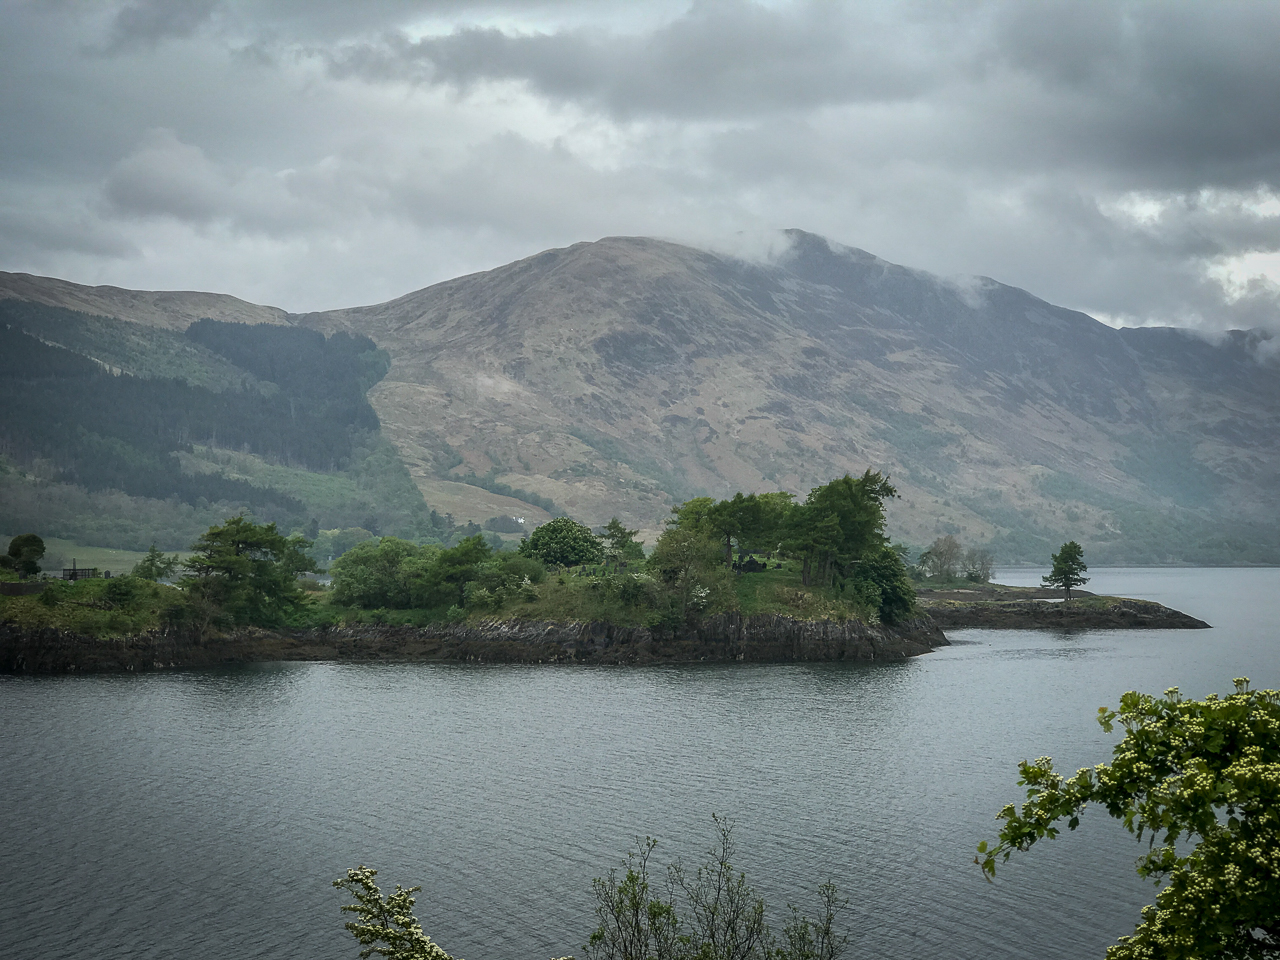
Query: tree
[[740, 491, 796, 556], [707, 493, 764, 565], [1, 533, 45, 577], [920, 535, 963, 580], [333, 867, 454, 960], [181, 516, 316, 626], [977, 679, 1280, 960], [646, 526, 733, 623], [602, 517, 645, 567], [962, 546, 994, 583], [1043, 540, 1088, 600], [330, 537, 425, 609], [519, 516, 604, 567], [668, 497, 718, 536], [132, 543, 179, 581], [422, 535, 493, 607], [784, 472, 896, 588], [849, 546, 917, 624]]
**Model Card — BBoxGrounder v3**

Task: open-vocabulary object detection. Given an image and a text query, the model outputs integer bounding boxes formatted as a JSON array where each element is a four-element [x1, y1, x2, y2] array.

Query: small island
[[0, 480, 1210, 674], [916, 582, 1211, 630]]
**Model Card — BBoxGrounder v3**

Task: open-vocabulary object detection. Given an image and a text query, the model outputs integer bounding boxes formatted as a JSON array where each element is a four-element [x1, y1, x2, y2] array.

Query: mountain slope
[[0, 302, 448, 553], [0, 270, 288, 330], [294, 232, 1280, 562]]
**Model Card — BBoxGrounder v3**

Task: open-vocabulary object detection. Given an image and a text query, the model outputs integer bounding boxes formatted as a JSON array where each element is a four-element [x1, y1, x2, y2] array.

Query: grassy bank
[[320, 557, 885, 630], [0, 577, 182, 637]]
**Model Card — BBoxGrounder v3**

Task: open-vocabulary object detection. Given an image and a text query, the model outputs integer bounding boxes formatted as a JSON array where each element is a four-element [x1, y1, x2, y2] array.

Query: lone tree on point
[[1043, 540, 1088, 600]]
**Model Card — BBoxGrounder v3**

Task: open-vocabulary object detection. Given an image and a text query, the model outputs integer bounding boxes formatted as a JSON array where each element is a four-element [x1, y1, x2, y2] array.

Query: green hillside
[[0, 302, 453, 553]]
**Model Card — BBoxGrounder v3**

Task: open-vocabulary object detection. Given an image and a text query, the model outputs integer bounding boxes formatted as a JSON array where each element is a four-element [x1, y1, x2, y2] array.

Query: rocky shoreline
[[0, 612, 948, 674], [0, 594, 1213, 674], [921, 596, 1211, 630]]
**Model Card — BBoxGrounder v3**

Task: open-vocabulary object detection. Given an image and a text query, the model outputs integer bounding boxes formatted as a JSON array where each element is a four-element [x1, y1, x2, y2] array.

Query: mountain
[[296, 231, 1280, 562], [3, 232, 1278, 563]]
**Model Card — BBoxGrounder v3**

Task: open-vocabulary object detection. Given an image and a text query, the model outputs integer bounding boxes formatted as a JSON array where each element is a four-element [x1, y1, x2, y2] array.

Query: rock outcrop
[[922, 597, 1210, 630], [0, 613, 947, 674]]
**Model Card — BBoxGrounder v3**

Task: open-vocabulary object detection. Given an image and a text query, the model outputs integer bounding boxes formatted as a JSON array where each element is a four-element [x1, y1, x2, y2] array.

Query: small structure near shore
[[63, 560, 105, 581]]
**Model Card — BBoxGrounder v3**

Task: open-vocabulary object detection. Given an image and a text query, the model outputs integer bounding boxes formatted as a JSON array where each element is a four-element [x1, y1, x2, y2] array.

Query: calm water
[[2, 568, 1277, 960]]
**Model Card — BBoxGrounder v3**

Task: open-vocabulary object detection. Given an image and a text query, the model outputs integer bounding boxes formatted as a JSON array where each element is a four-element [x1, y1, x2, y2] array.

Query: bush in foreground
[[335, 819, 848, 960], [978, 679, 1280, 959]]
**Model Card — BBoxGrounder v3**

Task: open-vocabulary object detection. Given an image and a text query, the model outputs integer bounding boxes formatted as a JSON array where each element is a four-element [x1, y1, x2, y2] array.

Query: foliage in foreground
[[978, 679, 1280, 959], [333, 867, 455, 960], [585, 818, 847, 960], [334, 820, 847, 960]]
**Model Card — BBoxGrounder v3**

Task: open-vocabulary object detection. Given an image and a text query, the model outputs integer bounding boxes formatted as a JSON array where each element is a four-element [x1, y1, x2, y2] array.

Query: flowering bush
[[978, 679, 1280, 959]]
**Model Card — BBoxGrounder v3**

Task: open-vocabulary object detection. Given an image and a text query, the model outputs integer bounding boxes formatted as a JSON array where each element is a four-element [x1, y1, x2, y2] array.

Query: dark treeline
[[184, 319, 390, 402], [0, 322, 387, 523]]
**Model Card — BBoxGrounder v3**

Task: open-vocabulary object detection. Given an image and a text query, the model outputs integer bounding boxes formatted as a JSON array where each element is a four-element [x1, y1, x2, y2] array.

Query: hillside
[[0, 303, 451, 554], [0, 271, 288, 331], [298, 232, 1280, 563], [3, 232, 1279, 563]]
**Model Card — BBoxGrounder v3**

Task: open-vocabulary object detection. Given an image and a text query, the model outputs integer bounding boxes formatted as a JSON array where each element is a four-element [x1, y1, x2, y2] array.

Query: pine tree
[[1042, 540, 1088, 600]]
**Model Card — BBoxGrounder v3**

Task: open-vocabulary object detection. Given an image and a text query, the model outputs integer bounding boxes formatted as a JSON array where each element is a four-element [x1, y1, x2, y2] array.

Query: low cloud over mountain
[[2, 2, 1279, 332]]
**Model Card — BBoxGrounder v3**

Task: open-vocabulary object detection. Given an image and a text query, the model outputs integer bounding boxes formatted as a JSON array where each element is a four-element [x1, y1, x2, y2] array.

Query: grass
[[498, 576, 653, 626], [181, 446, 366, 510], [1, 535, 179, 578], [733, 562, 881, 622], [0, 577, 182, 638]]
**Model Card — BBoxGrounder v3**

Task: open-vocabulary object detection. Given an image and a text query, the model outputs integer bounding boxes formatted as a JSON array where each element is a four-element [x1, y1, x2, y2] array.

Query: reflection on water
[[2, 568, 1278, 960]]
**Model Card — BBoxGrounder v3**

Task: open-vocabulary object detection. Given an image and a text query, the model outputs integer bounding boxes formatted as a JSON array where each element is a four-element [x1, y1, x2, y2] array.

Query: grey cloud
[[2, 0, 1280, 331], [103, 129, 227, 221], [322, 0, 1280, 193], [100, 129, 365, 238], [0, 202, 138, 261], [105, 0, 221, 51], [327, 2, 944, 117], [985, 1, 1280, 190]]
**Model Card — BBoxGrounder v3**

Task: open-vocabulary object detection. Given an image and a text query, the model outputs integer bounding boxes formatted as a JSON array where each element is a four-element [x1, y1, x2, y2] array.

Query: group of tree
[[0, 323, 370, 499], [322, 471, 915, 625], [657, 471, 915, 623], [914, 534, 994, 583], [0, 318, 451, 544], [329, 535, 544, 613]]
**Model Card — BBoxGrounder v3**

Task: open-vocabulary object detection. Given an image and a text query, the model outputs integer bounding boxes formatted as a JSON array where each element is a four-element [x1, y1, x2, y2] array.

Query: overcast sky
[[2, 0, 1279, 332]]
